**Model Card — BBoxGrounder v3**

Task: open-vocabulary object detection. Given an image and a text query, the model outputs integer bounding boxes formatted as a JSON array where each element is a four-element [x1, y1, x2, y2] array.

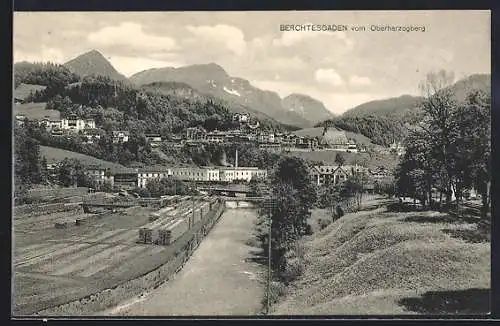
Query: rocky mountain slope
[[130, 63, 315, 128], [282, 93, 335, 125]]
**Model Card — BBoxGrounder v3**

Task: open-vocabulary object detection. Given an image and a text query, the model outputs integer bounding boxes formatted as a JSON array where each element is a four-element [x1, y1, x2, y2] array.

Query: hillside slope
[[341, 74, 490, 119], [273, 201, 490, 315], [40, 146, 127, 170], [342, 95, 423, 118]]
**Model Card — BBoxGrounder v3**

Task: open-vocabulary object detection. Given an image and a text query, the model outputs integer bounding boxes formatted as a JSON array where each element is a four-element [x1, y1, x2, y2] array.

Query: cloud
[[186, 24, 247, 56], [349, 75, 372, 86], [14, 46, 65, 63], [315, 68, 343, 86], [87, 22, 177, 51], [268, 56, 307, 70]]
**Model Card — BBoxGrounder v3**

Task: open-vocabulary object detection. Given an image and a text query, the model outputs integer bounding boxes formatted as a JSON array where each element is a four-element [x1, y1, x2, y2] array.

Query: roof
[[139, 166, 171, 173], [112, 130, 130, 136], [218, 166, 261, 170], [83, 129, 101, 135], [311, 164, 366, 176]]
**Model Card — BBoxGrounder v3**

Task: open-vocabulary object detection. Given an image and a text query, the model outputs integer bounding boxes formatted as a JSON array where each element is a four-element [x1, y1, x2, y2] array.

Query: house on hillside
[[233, 113, 250, 123], [15, 114, 26, 126], [186, 127, 207, 142], [390, 140, 406, 156], [206, 130, 226, 143], [112, 167, 139, 189], [40, 117, 62, 130], [61, 114, 96, 131], [309, 164, 367, 186], [145, 134, 163, 147], [112, 131, 130, 144], [82, 129, 102, 144]]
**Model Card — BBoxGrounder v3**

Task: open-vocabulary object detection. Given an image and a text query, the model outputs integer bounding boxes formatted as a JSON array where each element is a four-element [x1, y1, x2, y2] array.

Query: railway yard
[[12, 192, 225, 316]]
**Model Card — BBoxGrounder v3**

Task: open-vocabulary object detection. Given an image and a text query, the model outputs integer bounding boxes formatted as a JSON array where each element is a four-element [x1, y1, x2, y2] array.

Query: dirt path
[[105, 208, 265, 316]]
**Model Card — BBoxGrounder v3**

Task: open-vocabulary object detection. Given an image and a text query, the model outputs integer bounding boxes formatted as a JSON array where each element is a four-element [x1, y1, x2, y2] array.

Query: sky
[[13, 11, 490, 114]]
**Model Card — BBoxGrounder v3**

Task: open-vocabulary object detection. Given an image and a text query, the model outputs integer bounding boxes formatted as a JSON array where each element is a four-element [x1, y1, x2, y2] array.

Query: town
[[14, 110, 400, 193]]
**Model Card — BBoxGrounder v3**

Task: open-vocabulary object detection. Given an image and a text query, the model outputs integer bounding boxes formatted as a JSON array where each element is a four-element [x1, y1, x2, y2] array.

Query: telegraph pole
[[191, 179, 196, 229], [267, 208, 272, 315], [263, 196, 275, 315]]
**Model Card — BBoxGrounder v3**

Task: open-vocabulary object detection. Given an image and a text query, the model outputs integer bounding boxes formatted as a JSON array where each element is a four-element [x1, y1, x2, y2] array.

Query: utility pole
[[191, 179, 196, 229], [263, 196, 276, 315]]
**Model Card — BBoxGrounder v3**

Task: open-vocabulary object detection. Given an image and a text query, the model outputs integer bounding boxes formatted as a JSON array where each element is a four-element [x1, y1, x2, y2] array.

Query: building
[[258, 132, 275, 144], [186, 127, 207, 142], [85, 165, 111, 188], [186, 127, 207, 141], [82, 129, 102, 144], [112, 131, 130, 144], [390, 141, 406, 156], [15, 114, 26, 126], [137, 166, 172, 188], [259, 143, 282, 152], [113, 167, 139, 189], [233, 113, 250, 123], [347, 142, 358, 151], [206, 130, 226, 143], [51, 128, 64, 137], [310, 164, 367, 186], [61, 115, 96, 131], [41, 118, 62, 130], [170, 167, 220, 182], [61, 114, 95, 131], [219, 167, 267, 183], [145, 134, 163, 147]]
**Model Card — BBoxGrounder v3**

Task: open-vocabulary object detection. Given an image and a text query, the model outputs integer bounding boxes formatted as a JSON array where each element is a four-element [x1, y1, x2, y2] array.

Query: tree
[[264, 156, 317, 280], [56, 158, 86, 187], [451, 91, 491, 215], [418, 70, 457, 205], [146, 177, 189, 197], [334, 152, 345, 167], [14, 124, 42, 186]]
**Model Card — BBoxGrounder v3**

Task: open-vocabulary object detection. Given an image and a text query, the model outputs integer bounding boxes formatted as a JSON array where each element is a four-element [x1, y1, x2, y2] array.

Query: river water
[[106, 208, 265, 316]]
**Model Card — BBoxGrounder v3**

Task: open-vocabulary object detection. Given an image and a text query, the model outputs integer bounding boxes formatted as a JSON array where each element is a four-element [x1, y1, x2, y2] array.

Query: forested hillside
[[317, 74, 491, 147]]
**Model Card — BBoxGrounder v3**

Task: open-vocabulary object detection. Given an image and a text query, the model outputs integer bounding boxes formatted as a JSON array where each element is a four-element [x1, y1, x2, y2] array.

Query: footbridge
[[197, 187, 253, 197], [221, 196, 267, 209]]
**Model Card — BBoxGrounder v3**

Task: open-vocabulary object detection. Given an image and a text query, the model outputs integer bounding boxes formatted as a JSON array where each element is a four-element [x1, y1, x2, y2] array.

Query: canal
[[105, 208, 265, 316]]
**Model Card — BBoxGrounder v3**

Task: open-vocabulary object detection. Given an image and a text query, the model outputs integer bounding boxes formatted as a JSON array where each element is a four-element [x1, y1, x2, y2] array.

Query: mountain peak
[[64, 50, 127, 81], [282, 93, 335, 124]]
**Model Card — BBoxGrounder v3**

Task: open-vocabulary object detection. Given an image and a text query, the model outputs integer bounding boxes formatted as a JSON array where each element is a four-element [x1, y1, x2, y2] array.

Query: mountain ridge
[[129, 63, 316, 128]]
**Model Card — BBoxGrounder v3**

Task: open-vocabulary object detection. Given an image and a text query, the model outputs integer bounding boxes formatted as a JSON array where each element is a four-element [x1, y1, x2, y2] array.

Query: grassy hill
[[40, 146, 127, 170], [14, 102, 60, 120], [293, 127, 376, 146], [273, 198, 490, 315], [14, 83, 47, 101]]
